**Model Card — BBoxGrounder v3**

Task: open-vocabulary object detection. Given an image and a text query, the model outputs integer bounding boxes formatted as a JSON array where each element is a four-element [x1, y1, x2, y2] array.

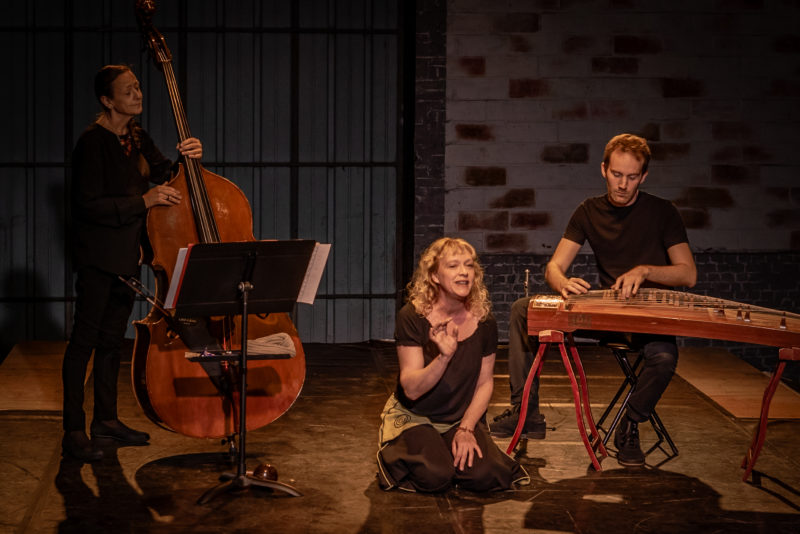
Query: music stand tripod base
[[198, 471, 302, 504], [189, 351, 303, 503]]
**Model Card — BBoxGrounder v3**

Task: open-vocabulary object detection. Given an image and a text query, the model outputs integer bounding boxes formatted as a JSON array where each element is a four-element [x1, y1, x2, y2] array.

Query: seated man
[[490, 133, 697, 466]]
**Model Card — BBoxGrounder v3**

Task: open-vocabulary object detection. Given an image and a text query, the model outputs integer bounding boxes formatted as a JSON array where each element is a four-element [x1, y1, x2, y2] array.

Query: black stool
[[595, 342, 679, 459]]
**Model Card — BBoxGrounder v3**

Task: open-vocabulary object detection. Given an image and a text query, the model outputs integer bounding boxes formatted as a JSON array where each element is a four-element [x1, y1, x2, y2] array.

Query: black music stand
[[167, 240, 316, 504]]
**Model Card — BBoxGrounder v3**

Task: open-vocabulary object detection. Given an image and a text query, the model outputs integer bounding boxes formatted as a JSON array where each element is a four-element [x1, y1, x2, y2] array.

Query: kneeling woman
[[378, 237, 529, 492]]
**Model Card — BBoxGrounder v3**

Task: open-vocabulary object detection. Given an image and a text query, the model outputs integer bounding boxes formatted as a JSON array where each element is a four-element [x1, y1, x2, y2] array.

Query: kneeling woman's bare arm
[[398, 318, 458, 400], [451, 354, 495, 471]]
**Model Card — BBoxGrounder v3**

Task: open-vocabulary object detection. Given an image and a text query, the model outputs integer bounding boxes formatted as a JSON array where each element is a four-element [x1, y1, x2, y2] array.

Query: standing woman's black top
[[71, 122, 174, 276]]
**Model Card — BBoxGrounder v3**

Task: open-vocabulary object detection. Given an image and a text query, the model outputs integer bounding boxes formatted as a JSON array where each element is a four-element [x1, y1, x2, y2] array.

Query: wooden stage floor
[[1, 341, 799, 533]]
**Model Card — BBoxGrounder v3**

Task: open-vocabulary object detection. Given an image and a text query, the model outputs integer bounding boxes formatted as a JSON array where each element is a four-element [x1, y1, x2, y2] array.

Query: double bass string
[[160, 57, 219, 244], [157, 52, 232, 346]]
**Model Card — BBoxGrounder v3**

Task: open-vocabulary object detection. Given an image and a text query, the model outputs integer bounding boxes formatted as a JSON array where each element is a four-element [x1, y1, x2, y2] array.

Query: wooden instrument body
[[132, 0, 306, 439], [132, 165, 306, 438], [132, 312, 305, 439], [147, 165, 256, 279], [527, 289, 800, 349]]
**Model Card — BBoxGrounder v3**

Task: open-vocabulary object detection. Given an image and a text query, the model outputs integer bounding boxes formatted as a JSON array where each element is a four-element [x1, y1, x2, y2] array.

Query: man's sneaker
[[614, 417, 645, 467], [490, 405, 546, 439]]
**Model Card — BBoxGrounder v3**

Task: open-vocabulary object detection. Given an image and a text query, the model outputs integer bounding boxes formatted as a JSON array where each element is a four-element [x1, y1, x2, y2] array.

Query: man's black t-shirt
[[563, 191, 689, 289], [394, 303, 497, 424]]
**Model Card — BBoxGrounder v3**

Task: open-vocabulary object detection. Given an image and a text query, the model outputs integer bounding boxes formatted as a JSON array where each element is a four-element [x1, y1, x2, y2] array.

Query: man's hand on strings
[[612, 266, 650, 299], [559, 277, 591, 298]]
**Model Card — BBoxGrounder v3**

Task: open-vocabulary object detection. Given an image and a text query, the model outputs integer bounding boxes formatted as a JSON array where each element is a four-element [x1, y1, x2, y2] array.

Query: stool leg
[[595, 351, 635, 430], [647, 410, 679, 457], [599, 351, 679, 458], [600, 350, 639, 446]]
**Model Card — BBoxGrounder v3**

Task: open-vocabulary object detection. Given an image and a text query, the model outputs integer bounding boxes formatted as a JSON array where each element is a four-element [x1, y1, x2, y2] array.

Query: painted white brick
[[447, 56, 482, 79], [556, 121, 618, 144], [447, 77, 509, 100], [689, 99, 741, 121], [450, 0, 511, 14], [645, 166, 710, 188], [536, 187, 601, 209], [485, 54, 540, 77], [637, 56, 690, 78], [448, 34, 513, 57], [447, 142, 553, 165], [607, 12, 694, 34], [686, 56, 743, 80], [505, 164, 597, 190], [445, 184, 498, 209], [492, 122, 559, 143], [445, 122, 492, 144], [761, 166, 800, 187], [660, 121, 714, 142], [539, 56, 591, 77], [446, 101, 488, 121], [520, 32, 565, 56], [631, 98, 692, 120], [448, 13, 497, 33], [742, 99, 800, 122], [485, 100, 554, 122], [445, 145, 492, 167]]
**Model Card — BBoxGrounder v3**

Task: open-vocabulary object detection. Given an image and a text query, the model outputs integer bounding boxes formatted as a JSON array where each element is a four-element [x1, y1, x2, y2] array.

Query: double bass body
[[131, 0, 305, 439], [132, 158, 306, 440]]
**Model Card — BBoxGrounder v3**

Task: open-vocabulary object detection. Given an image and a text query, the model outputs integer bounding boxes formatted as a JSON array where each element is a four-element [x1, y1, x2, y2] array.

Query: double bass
[[130, 0, 305, 439]]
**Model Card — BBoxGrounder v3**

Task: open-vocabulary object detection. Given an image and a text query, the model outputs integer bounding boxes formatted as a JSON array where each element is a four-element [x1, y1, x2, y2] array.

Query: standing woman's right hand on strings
[[142, 136, 201, 208]]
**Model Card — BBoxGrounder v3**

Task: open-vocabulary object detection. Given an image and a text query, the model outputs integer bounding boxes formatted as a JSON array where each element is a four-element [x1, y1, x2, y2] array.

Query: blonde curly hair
[[406, 237, 491, 321]]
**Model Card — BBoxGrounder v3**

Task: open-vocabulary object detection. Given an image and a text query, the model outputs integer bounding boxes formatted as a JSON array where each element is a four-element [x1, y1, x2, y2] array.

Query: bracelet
[[456, 426, 473, 434]]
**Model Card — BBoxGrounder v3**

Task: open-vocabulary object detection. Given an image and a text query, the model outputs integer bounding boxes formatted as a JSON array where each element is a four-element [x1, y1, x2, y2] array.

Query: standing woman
[[377, 238, 529, 492], [61, 64, 202, 462]]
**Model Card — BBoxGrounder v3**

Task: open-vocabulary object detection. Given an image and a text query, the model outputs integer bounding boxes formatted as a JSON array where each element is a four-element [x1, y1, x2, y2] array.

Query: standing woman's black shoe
[[62, 430, 103, 462], [90, 419, 150, 445]]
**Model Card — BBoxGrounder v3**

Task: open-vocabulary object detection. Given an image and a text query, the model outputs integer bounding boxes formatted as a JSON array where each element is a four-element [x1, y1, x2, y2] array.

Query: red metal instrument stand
[[506, 330, 609, 471], [741, 346, 800, 481]]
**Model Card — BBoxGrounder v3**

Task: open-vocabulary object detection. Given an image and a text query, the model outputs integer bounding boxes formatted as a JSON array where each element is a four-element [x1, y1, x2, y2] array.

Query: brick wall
[[444, 0, 800, 254], [413, 0, 447, 262]]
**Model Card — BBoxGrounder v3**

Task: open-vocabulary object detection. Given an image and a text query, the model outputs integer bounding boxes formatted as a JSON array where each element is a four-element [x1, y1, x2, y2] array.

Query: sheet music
[[164, 246, 190, 309], [184, 332, 297, 359], [297, 243, 331, 305]]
